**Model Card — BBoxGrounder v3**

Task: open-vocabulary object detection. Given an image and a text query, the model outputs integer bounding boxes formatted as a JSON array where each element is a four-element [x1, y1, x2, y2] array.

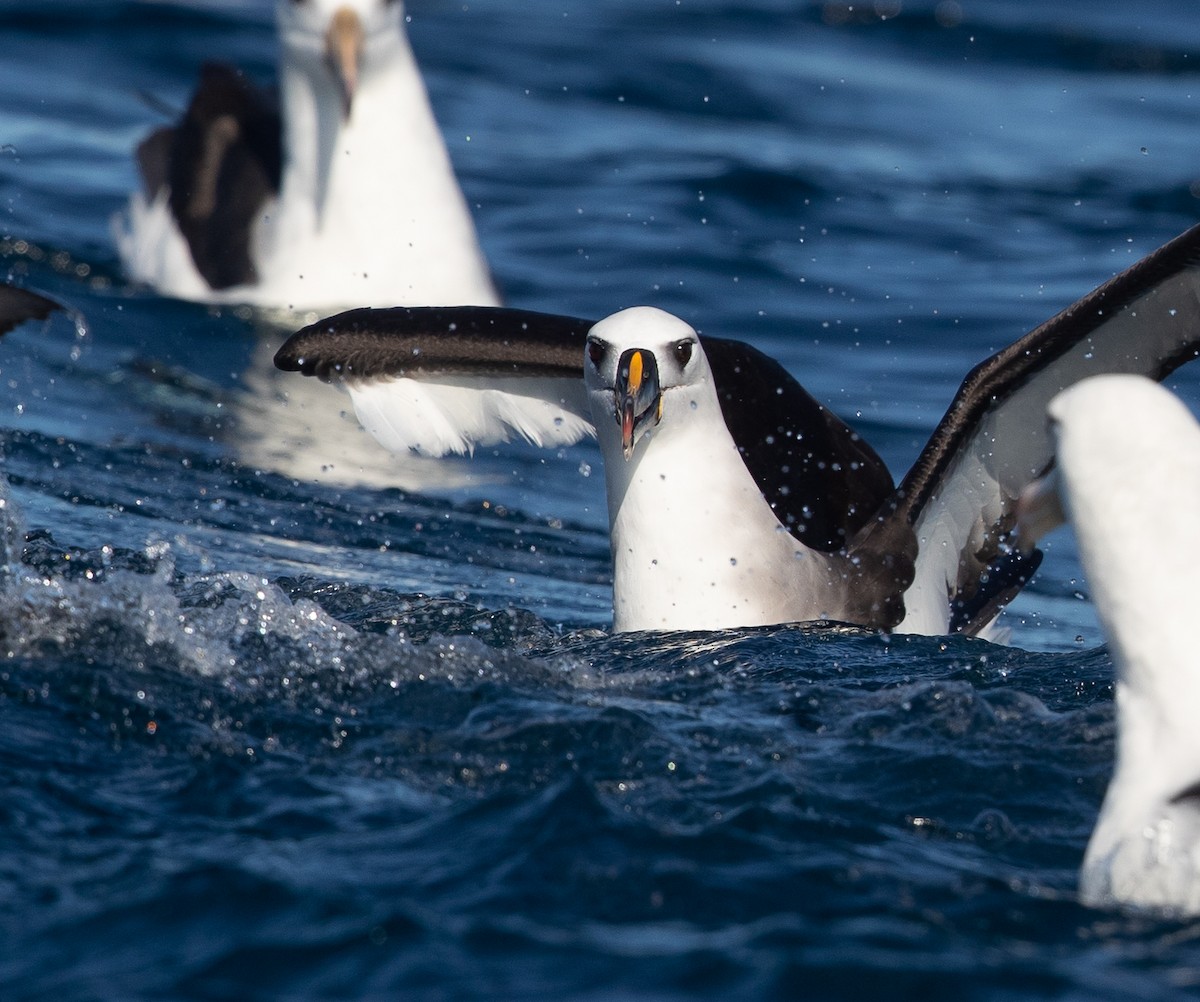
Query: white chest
[[601, 399, 839, 631]]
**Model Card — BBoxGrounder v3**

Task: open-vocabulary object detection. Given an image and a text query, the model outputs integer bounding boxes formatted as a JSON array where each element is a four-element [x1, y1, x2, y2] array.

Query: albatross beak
[[325, 6, 365, 119], [1015, 467, 1066, 553], [615, 347, 663, 461]]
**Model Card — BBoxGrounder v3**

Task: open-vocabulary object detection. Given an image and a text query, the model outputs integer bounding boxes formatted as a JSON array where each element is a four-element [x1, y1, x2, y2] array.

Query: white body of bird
[[117, 0, 498, 313], [1024, 375, 1200, 915]]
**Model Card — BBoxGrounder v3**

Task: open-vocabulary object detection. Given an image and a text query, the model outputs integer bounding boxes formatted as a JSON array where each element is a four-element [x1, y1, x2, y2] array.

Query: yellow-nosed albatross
[[1018, 375, 1200, 916], [273, 222, 1200, 635], [115, 0, 499, 312]]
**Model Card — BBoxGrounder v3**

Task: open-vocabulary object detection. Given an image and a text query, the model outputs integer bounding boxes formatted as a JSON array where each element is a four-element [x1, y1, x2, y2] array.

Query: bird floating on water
[[115, 0, 499, 314], [1018, 374, 1200, 916], [275, 222, 1200, 634]]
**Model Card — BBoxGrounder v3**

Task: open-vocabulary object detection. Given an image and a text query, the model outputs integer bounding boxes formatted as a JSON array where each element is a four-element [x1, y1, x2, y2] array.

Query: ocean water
[[2, 1, 1200, 998]]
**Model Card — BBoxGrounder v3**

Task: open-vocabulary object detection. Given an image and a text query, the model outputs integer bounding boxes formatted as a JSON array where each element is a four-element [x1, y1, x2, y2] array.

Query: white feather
[[115, 190, 213, 302], [347, 376, 593, 457], [898, 445, 1008, 635]]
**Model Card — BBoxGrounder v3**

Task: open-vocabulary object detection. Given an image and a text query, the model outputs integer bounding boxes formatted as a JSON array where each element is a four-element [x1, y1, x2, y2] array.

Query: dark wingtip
[[273, 307, 378, 379], [0, 284, 63, 337]]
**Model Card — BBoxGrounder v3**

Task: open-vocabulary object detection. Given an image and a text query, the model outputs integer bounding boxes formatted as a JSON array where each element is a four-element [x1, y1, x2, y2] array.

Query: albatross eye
[[672, 339, 694, 367], [586, 338, 606, 369]]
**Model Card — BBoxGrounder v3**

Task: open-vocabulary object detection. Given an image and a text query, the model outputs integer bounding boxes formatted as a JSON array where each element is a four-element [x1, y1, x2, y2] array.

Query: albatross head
[[277, 0, 406, 120], [583, 307, 711, 462]]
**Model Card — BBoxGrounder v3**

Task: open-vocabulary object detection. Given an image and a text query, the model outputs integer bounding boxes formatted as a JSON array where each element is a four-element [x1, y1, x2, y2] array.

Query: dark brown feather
[[0, 284, 61, 336], [276, 306, 592, 381], [136, 62, 282, 290], [702, 337, 894, 552]]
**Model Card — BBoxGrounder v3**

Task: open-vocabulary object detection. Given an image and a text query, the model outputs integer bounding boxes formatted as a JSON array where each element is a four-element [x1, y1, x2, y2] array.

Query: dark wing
[[893, 221, 1200, 635], [702, 337, 894, 552], [0, 284, 61, 336], [137, 62, 282, 290], [276, 305, 592, 380]]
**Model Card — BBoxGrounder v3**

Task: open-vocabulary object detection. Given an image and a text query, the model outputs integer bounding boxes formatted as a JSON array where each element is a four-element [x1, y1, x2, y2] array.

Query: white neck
[[598, 385, 840, 632], [254, 29, 498, 309]]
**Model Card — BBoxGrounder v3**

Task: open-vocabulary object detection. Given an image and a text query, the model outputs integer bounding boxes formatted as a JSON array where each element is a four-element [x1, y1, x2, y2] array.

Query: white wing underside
[[347, 376, 594, 457], [900, 446, 1006, 636]]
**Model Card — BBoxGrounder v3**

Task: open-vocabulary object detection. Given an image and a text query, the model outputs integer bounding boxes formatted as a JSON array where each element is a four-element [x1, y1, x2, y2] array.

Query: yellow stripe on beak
[[616, 347, 663, 462], [627, 350, 643, 394]]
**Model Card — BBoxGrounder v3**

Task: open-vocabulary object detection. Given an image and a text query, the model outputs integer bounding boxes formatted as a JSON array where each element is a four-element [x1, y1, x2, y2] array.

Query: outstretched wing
[[137, 62, 281, 290], [0, 284, 61, 336], [275, 306, 896, 551], [894, 221, 1200, 635], [275, 306, 595, 457]]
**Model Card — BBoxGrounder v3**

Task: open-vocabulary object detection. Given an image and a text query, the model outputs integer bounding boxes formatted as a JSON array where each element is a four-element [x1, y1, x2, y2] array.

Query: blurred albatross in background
[[115, 0, 498, 313]]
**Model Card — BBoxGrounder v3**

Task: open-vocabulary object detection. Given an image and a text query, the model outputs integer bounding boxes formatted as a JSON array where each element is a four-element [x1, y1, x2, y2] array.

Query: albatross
[[1018, 375, 1200, 916], [273, 222, 1200, 634], [115, 0, 499, 312]]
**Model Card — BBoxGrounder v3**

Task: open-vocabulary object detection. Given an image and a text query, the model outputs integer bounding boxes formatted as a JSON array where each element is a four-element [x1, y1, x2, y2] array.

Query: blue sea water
[[2, 1, 1200, 998]]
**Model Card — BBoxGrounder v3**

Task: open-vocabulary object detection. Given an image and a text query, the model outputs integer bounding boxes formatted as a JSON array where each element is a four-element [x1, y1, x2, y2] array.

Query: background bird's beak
[[325, 6, 364, 119], [615, 347, 663, 460], [1014, 467, 1065, 552]]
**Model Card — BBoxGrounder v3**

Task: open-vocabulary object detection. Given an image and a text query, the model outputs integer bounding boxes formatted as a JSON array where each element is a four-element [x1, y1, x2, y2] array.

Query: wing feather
[[138, 63, 282, 290], [895, 222, 1200, 634], [277, 307, 595, 456]]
